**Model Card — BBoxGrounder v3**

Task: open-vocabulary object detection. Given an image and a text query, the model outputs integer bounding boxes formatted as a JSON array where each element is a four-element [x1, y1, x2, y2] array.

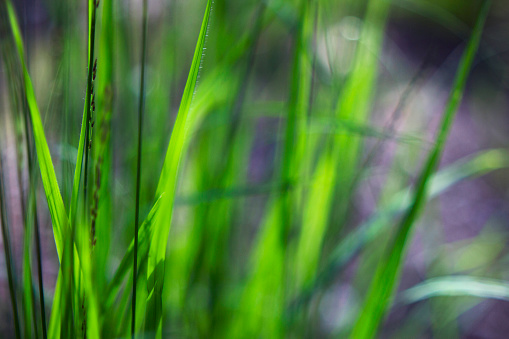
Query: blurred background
[[2, 0, 509, 337]]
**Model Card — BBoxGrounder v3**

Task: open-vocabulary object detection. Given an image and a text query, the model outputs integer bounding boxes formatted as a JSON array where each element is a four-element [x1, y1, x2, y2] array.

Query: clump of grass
[[0, 0, 501, 338]]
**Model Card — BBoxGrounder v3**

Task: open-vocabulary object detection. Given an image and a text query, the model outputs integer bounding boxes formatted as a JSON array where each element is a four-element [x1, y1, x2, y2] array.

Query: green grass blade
[[145, 0, 213, 335], [350, 3, 490, 338], [105, 195, 164, 313], [92, 0, 115, 300], [295, 0, 390, 291], [21, 220, 36, 339], [5, 0, 68, 258], [26, 115, 47, 339], [47, 230, 75, 338]]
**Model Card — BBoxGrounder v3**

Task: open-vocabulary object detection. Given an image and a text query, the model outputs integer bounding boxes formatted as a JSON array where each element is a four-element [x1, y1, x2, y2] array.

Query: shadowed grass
[[350, 2, 491, 338], [5, 0, 68, 258], [290, 148, 509, 313], [0, 153, 21, 339], [0, 13, 43, 337]]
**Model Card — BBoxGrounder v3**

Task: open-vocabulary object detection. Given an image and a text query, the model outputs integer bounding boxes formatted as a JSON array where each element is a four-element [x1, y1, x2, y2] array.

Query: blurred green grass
[[1, 0, 509, 338]]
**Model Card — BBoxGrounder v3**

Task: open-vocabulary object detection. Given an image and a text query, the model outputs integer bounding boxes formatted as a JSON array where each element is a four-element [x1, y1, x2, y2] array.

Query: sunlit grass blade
[[230, 201, 286, 337], [169, 4, 266, 335], [350, 3, 490, 338], [154, 68, 244, 333], [91, 0, 114, 307], [27, 118, 47, 339], [47, 226, 75, 338], [145, 0, 213, 335], [295, 0, 389, 292]]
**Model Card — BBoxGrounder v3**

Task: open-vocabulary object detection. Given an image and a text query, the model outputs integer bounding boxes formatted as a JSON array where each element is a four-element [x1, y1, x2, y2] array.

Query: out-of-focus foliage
[[1, 0, 509, 338]]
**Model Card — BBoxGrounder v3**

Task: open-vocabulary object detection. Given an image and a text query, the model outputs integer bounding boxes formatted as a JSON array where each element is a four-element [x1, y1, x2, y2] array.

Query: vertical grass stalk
[[0, 155, 22, 339], [132, 0, 148, 336], [82, 0, 98, 224], [70, 0, 98, 228]]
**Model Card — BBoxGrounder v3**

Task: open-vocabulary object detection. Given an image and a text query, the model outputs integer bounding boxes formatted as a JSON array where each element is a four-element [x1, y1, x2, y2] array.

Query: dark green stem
[[132, 0, 148, 336], [24, 100, 47, 339], [0, 156, 22, 339], [33, 208, 46, 339], [83, 1, 98, 226], [17, 47, 48, 336]]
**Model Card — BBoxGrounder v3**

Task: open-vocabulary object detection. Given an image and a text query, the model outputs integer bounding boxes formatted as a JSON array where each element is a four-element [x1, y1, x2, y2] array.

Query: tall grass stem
[[0, 156, 22, 339], [132, 0, 148, 336]]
